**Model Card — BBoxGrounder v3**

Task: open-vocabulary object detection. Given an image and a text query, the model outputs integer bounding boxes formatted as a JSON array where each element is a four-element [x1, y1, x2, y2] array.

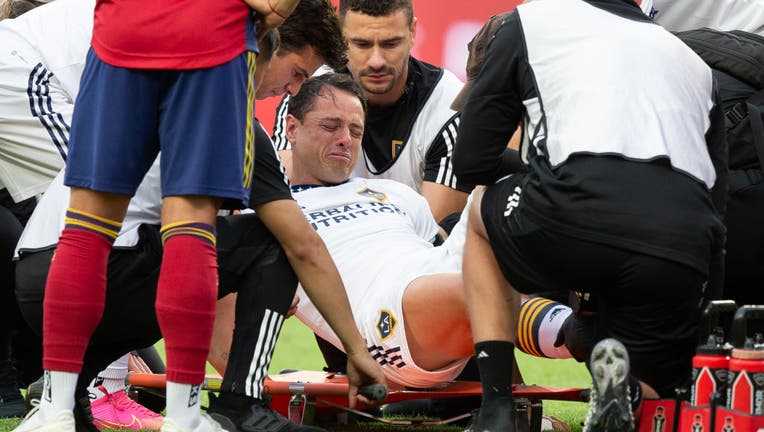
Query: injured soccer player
[[284, 72, 580, 390]]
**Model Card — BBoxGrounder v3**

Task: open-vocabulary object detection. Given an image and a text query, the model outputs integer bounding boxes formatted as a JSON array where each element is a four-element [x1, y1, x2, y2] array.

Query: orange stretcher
[[128, 370, 588, 429]]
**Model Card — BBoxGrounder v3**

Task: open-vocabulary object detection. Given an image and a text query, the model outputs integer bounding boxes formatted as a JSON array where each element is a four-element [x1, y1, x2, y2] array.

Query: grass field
[[0, 318, 591, 431]]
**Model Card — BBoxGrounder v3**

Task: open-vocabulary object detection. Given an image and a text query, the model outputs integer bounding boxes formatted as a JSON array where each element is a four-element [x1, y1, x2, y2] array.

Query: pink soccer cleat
[[90, 387, 163, 430]]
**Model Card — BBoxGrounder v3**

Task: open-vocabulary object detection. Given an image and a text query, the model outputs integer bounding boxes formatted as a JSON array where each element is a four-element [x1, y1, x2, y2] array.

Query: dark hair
[[1, 0, 50, 19], [259, 29, 280, 62], [287, 73, 367, 120], [338, 0, 413, 25], [278, 0, 347, 71]]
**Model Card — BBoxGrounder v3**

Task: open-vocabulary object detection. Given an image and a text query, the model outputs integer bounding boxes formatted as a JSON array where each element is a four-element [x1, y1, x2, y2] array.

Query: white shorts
[[0, 30, 72, 202], [296, 245, 469, 389]]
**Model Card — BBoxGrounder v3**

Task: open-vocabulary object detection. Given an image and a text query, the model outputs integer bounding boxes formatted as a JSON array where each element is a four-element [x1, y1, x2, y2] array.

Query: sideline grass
[[0, 319, 590, 431]]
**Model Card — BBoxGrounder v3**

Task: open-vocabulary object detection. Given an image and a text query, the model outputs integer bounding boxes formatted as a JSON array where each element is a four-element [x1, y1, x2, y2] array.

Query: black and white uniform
[[292, 178, 469, 388], [272, 59, 471, 194], [0, 0, 94, 202], [453, 0, 727, 397], [14, 124, 297, 399]]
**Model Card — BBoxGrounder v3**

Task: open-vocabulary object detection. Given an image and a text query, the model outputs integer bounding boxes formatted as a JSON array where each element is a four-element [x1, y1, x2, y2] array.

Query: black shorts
[[481, 174, 706, 397]]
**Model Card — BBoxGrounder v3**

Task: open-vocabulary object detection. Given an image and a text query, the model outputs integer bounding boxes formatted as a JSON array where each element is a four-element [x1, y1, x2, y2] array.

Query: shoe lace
[[99, 386, 158, 417]]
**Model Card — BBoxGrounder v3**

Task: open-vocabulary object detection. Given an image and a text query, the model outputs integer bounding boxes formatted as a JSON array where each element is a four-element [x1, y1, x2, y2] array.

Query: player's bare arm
[[421, 181, 469, 222]]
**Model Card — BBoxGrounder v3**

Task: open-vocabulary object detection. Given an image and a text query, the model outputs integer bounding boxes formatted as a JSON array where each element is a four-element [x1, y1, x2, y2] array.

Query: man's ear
[[410, 16, 417, 44], [284, 114, 299, 143]]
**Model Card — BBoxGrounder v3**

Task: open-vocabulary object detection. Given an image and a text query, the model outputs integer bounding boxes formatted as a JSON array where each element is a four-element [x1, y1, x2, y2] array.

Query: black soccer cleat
[[0, 361, 25, 419], [583, 338, 634, 432], [208, 392, 327, 432], [462, 397, 516, 432]]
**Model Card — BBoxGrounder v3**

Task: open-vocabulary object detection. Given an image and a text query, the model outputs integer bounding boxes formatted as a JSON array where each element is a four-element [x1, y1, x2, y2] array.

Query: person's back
[[453, 2, 727, 431], [456, 0, 726, 276]]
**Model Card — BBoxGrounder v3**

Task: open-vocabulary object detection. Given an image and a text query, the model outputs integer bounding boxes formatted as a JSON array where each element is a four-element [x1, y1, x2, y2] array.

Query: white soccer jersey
[[292, 178, 469, 388], [642, 0, 764, 35], [0, 0, 95, 202]]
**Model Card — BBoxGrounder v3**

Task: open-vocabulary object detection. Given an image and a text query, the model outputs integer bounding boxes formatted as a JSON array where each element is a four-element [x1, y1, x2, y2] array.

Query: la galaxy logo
[[357, 187, 387, 203], [391, 140, 404, 158], [376, 309, 397, 341]]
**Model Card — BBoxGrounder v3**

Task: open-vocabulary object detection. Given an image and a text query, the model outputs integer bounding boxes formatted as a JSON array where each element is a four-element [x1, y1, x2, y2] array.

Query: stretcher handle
[[358, 384, 387, 402], [732, 305, 764, 348]]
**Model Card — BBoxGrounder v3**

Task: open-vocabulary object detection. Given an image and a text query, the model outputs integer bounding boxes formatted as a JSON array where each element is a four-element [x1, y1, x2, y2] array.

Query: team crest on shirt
[[357, 187, 387, 203], [376, 309, 398, 341], [391, 140, 404, 158]]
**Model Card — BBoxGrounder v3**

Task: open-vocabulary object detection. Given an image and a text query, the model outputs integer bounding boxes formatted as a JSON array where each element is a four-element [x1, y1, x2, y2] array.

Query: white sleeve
[[271, 94, 292, 151]]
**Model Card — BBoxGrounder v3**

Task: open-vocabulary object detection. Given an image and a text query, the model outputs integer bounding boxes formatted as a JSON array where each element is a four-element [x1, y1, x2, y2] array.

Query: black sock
[[475, 341, 515, 405]]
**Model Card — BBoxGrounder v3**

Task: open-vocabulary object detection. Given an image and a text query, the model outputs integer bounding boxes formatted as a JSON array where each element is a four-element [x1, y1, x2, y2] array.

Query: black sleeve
[[452, 12, 530, 185], [706, 85, 728, 217], [248, 120, 293, 208], [423, 113, 474, 193]]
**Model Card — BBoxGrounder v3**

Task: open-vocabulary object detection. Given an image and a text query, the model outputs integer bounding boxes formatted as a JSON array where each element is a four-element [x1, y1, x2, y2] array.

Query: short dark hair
[[259, 29, 280, 62], [338, 0, 414, 25], [287, 73, 367, 121], [278, 0, 347, 71]]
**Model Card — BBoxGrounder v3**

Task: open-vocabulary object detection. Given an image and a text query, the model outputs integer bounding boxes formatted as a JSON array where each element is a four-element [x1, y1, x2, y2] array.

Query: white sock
[[165, 381, 202, 430], [39, 370, 77, 415], [88, 354, 129, 399]]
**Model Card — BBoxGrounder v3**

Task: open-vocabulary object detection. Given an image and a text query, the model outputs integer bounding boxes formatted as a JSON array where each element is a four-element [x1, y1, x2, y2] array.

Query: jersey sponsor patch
[[376, 309, 397, 341], [357, 187, 387, 203]]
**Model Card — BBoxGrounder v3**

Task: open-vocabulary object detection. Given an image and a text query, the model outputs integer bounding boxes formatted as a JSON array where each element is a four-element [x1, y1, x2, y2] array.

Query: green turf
[[0, 318, 591, 431]]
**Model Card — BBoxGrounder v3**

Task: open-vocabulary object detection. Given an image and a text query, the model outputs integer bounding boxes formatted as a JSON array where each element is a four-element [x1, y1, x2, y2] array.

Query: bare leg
[[208, 293, 237, 375], [463, 187, 521, 432], [403, 273, 472, 371], [463, 187, 520, 346]]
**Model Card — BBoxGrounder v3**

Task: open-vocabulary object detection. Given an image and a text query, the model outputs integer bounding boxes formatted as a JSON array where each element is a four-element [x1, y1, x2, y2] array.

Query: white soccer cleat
[[11, 406, 75, 432]]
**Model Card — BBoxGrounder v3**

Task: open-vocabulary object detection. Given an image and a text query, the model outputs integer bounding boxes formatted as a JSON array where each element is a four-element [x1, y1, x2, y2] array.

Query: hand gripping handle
[[358, 384, 387, 402]]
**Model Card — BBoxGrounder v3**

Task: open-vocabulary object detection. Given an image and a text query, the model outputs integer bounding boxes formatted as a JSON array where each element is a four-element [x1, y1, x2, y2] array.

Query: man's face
[[343, 9, 415, 105], [255, 46, 324, 99], [286, 86, 365, 185]]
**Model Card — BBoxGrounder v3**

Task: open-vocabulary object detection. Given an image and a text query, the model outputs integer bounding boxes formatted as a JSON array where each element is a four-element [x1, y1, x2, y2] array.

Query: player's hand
[[127, 352, 153, 374], [242, 0, 299, 39], [286, 295, 300, 319], [344, 351, 387, 409]]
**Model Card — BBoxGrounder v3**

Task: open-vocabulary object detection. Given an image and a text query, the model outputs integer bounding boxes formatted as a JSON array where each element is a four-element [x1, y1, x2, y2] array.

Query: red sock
[[43, 227, 115, 372], [156, 225, 218, 384]]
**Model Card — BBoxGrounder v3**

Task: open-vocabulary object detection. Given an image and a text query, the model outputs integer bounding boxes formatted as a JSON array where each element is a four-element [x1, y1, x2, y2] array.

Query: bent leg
[[403, 273, 472, 371], [463, 187, 519, 432]]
